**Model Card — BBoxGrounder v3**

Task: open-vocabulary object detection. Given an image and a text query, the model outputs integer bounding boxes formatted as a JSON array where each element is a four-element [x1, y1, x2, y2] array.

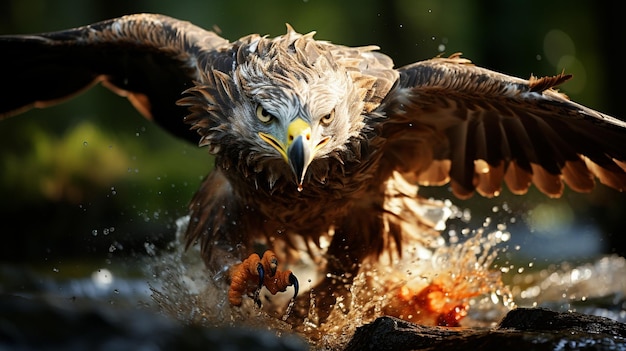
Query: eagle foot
[[228, 250, 299, 307]]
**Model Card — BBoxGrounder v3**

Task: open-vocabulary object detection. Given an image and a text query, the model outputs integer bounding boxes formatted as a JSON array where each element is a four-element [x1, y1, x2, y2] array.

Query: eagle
[[2, 14, 626, 322]]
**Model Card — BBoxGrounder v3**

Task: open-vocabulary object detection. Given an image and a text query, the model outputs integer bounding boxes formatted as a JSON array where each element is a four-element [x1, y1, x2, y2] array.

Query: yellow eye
[[256, 105, 274, 123], [321, 109, 335, 125]]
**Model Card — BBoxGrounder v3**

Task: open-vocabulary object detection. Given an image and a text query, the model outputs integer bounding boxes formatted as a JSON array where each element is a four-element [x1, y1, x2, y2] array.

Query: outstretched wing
[[0, 13, 232, 143], [380, 54, 626, 198]]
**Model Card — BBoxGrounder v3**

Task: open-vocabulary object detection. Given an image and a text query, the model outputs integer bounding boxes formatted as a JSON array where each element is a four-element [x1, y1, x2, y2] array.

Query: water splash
[[282, 299, 296, 322], [146, 210, 520, 350], [146, 216, 297, 335], [303, 225, 513, 349]]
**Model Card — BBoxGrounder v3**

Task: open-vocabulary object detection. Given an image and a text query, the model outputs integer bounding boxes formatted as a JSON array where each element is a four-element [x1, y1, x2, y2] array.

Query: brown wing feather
[[186, 168, 249, 268], [0, 13, 232, 143], [330, 44, 398, 112], [380, 54, 626, 198]]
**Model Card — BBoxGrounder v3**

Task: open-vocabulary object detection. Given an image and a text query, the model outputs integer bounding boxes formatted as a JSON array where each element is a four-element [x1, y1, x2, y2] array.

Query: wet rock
[[499, 307, 626, 337], [345, 308, 626, 351], [0, 294, 308, 351], [4, 290, 626, 351]]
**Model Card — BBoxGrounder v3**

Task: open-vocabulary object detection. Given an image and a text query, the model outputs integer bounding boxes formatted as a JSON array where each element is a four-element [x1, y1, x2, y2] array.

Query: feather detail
[[382, 53, 626, 198]]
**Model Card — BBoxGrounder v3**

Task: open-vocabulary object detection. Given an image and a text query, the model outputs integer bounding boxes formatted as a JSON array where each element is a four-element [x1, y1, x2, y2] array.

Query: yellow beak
[[259, 118, 329, 190], [286, 118, 312, 188]]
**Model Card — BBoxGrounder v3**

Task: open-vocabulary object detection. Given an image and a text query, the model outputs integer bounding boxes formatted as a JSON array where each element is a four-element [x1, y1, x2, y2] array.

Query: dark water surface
[[2, 248, 625, 350]]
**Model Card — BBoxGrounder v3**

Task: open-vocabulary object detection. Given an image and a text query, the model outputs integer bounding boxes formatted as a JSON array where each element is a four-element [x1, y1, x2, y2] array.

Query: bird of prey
[[2, 14, 626, 322]]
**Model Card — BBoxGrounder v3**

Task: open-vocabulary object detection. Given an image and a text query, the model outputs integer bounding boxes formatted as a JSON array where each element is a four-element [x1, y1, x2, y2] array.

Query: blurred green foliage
[[0, 0, 624, 263]]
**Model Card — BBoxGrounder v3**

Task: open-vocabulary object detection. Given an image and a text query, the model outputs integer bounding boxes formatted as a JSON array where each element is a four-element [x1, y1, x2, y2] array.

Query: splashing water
[[303, 225, 514, 349], [380, 228, 514, 326], [147, 216, 299, 334], [146, 205, 516, 350]]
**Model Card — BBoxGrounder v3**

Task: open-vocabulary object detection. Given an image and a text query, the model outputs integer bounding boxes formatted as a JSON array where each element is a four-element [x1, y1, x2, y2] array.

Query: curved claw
[[256, 261, 264, 290], [254, 262, 264, 307], [289, 272, 299, 299]]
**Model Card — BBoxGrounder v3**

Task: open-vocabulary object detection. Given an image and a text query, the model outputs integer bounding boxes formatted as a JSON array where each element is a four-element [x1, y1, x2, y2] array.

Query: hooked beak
[[259, 118, 330, 191]]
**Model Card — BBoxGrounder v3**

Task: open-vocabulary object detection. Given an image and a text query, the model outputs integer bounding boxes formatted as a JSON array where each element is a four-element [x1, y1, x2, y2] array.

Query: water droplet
[[144, 242, 156, 256], [490, 292, 500, 304], [282, 299, 296, 321], [92, 268, 113, 286]]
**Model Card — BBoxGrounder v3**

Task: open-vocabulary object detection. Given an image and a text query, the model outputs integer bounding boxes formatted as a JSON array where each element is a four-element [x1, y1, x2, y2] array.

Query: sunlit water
[[2, 202, 625, 350], [143, 203, 625, 350]]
